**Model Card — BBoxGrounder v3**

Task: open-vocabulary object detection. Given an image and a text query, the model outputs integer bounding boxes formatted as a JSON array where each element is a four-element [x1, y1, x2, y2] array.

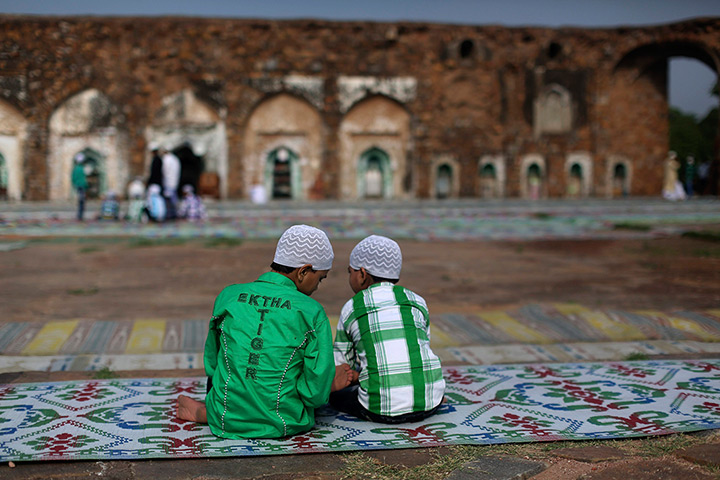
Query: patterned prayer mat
[[2, 359, 719, 462]]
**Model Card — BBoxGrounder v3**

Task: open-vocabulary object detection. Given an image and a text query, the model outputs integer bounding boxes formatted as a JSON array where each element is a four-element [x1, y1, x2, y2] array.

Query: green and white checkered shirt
[[333, 282, 445, 416]]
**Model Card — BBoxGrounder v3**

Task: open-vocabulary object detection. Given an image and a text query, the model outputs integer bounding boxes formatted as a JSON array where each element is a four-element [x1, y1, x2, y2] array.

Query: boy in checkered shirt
[[331, 235, 445, 423]]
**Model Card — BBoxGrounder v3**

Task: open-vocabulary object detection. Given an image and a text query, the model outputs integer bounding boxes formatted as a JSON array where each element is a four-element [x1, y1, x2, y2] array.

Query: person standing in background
[[71, 153, 88, 221], [147, 142, 163, 189], [161, 145, 181, 220], [663, 151, 686, 201], [685, 156, 696, 198]]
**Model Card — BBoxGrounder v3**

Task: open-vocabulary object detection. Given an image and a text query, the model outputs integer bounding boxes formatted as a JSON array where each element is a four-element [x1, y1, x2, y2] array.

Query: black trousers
[[329, 385, 441, 424]]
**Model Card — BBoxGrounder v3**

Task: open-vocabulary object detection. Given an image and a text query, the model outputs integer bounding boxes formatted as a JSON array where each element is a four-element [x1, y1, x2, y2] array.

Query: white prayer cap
[[274, 225, 334, 271], [74, 153, 85, 163], [350, 235, 402, 280], [148, 141, 160, 152]]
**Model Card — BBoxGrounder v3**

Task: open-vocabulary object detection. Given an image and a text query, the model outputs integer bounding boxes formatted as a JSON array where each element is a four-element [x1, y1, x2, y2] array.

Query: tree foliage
[[669, 81, 718, 165]]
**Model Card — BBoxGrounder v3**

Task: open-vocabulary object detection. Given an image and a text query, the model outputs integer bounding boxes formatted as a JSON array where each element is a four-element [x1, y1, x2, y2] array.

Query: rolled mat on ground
[[1, 359, 719, 462]]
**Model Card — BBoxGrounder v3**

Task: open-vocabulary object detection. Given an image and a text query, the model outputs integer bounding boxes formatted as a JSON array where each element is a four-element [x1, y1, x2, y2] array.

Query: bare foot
[[331, 364, 355, 392], [177, 394, 208, 423]]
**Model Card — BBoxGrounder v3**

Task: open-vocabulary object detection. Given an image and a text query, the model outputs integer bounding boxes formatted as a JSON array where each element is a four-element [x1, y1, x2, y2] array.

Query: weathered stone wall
[[0, 15, 718, 201]]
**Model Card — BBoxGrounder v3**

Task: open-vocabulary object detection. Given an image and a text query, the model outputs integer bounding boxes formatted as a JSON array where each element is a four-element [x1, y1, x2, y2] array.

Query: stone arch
[[339, 95, 411, 200], [606, 155, 632, 198], [265, 146, 302, 199], [478, 155, 506, 198], [430, 155, 460, 199], [565, 152, 593, 198], [48, 89, 129, 200], [614, 42, 719, 79], [534, 83, 572, 137], [358, 147, 393, 199], [519, 154, 546, 199], [0, 153, 7, 199], [610, 42, 720, 195], [0, 98, 27, 201], [75, 147, 106, 198], [243, 93, 323, 201], [147, 88, 227, 198]]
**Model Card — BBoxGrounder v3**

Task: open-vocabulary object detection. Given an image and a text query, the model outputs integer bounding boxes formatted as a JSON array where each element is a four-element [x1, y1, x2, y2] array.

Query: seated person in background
[[126, 176, 146, 222], [145, 184, 166, 223], [97, 191, 120, 220], [178, 184, 207, 221], [332, 235, 445, 424]]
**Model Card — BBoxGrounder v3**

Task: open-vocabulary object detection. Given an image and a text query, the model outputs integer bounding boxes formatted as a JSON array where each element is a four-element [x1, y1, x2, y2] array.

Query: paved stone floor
[[2, 197, 720, 241]]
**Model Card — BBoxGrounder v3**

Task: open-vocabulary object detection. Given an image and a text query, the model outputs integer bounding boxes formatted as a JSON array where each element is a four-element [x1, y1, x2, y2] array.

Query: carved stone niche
[[533, 83, 572, 137]]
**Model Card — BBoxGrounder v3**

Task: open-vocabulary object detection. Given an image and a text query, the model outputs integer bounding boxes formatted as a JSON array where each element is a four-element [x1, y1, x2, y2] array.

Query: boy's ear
[[297, 264, 314, 281], [359, 267, 371, 288]]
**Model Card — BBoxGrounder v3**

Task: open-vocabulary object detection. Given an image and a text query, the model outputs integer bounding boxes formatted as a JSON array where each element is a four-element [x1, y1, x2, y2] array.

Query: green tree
[[669, 107, 703, 161], [669, 80, 718, 165], [698, 107, 717, 163]]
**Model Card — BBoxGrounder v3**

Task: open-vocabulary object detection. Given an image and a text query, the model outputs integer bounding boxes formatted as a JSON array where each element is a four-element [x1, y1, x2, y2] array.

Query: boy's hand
[[331, 364, 356, 392]]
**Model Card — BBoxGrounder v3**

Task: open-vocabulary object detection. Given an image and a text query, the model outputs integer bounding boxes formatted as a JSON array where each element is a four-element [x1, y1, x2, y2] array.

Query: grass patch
[[92, 366, 117, 379], [532, 212, 553, 220], [613, 222, 651, 231], [636, 434, 697, 457], [682, 230, 720, 243], [340, 445, 482, 480], [127, 237, 188, 248], [66, 287, 99, 296], [203, 237, 243, 248], [78, 246, 102, 254], [692, 248, 720, 258], [337, 433, 720, 480]]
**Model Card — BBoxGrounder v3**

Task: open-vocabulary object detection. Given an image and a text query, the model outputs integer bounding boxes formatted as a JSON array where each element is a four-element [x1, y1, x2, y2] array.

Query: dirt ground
[[2, 235, 720, 324]]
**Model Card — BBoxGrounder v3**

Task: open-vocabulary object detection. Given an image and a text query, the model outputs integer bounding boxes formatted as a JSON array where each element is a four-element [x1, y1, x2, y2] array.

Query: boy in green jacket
[[177, 225, 354, 438]]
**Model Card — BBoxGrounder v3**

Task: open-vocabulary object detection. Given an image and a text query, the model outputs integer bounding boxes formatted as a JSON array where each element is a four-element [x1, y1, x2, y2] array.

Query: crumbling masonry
[[0, 15, 718, 201]]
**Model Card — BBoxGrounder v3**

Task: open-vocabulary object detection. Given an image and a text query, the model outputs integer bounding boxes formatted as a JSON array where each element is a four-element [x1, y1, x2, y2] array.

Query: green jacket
[[204, 272, 334, 439], [71, 163, 88, 190]]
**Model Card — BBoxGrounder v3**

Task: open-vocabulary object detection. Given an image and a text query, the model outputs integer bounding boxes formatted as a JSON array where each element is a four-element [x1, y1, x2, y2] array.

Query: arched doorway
[[148, 89, 227, 199], [172, 142, 205, 195], [0, 153, 7, 200], [480, 163, 497, 198], [76, 148, 105, 199], [0, 99, 26, 201], [611, 44, 719, 196], [436, 163, 453, 199], [48, 89, 127, 201], [527, 163, 543, 200], [567, 163, 583, 198], [339, 96, 410, 200], [265, 147, 300, 199], [358, 148, 392, 199], [669, 58, 718, 196], [613, 163, 629, 197], [243, 93, 323, 201]]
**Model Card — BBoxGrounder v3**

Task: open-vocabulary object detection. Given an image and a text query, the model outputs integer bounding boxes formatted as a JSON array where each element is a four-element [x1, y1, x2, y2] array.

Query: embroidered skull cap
[[274, 224, 334, 271], [349, 235, 402, 280]]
